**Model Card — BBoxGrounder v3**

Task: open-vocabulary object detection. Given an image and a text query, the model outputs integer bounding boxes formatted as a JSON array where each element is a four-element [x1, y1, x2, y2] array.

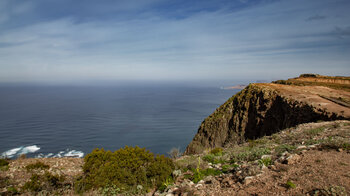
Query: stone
[[261, 165, 268, 171], [286, 154, 301, 164], [237, 190, 248, 196], [244, 176, 254, 185], [297, 145, 307, 149]]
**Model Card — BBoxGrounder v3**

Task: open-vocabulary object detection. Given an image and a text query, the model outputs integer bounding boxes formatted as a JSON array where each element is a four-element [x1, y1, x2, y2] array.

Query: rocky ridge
[[185, 75, 350, 154]]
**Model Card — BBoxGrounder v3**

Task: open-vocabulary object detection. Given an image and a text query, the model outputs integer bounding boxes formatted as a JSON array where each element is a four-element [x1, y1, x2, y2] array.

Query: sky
[[0, 0, 350, 84]]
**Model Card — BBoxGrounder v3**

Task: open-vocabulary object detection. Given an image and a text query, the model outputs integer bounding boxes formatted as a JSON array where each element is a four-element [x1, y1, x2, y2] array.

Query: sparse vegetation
[[7, 186, 19, 195], [188, 168, 222, 183], [231, 147, 270, 163], [305, 127, 325, 136], [202, 154, 225, 164], [22, 172, 65, 193], [22, 174, 42, 192], [259, 157, 272, 167], [25, 161, 50, 171], [275, 144, 296, 155], [319, 137, 350, 151], [310, 185, 346, 196], [210, 147, 223, 156], [272, 75, 350, 91]]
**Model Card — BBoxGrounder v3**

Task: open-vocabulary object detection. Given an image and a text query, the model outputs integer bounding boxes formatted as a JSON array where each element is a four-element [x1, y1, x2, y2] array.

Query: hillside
[[185, 75, 350, 154]]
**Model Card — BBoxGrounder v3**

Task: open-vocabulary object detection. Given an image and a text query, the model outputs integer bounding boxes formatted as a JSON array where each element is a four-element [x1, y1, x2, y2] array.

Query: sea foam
[[1, 145, 40, 158], [36, 149, 84, 158]]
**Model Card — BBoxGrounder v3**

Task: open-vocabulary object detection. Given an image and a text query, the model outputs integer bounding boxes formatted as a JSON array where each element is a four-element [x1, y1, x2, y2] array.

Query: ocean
[[0, 84, 239, 158]]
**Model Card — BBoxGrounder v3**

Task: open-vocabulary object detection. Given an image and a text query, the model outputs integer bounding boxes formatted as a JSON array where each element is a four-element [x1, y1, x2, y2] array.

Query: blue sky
[[0, 0, 349, 84]]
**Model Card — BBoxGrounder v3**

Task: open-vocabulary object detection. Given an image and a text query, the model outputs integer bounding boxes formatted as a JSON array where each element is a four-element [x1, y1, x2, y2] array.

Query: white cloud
[[0, 0, 349, 83]]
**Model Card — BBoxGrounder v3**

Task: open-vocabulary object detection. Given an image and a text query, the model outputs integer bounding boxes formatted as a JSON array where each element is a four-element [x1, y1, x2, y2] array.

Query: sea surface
[[0, 84, 239, 158]]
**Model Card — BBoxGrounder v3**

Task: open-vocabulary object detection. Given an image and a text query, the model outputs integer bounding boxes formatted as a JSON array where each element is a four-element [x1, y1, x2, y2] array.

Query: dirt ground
[[191, 149, 350, 196], [257, 83, 350, 118]]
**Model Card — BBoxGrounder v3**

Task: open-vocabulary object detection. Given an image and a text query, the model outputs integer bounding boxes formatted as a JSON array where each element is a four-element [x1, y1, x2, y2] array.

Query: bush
[[202, 154, 225, 164], [168, 147, 181, 159], [0, 159, 9, 171], [22, 172, 65, 193], [23, 174, 42, 192], [0, 159, 9, 167], [76, 146, 175, 194], [25, 161, 50, 171], [231, 147, 270, 163], [210, 147, 223, 156]]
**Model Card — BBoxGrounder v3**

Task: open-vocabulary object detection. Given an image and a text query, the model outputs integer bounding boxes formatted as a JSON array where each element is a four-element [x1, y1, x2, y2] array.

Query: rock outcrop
[[185, 80, 350, 154]]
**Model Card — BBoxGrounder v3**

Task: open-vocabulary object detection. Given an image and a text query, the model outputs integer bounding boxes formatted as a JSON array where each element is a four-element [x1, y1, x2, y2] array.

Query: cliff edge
[[185, 75, 350, 154]]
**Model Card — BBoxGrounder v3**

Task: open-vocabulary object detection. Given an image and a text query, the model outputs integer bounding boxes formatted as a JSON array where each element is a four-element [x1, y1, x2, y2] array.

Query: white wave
[[1, 145, 40, 158], [64, 150, 84, 158], [36, 149, 84, 158]]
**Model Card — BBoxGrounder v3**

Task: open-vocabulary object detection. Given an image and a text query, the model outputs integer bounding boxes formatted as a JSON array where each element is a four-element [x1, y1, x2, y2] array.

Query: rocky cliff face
[[185, 83, 349, 154]]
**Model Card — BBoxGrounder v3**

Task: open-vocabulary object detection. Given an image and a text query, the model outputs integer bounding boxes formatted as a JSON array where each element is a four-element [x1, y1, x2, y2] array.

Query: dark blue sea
[[0, 84, 239, 158]]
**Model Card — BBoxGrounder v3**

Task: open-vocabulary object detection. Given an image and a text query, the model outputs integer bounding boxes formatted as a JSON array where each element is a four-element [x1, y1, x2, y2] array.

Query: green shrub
[[25, 161, 50, 171], [231, 147, 270, 163], [275, 144, 296, 155], [0, 159, 9, 167], [23, 174, 42, 192], [222, 164, 239, 173], [202, 154, 225, 164], [0, 159, 9, 171], [44, 172, 65, 188], [7, 186, 19, 195], [22, 172, 65, 193], [285, 180, 296, 189], [258, 157, 272, 166], [158, 177, 174, 192], [190, 168, 222, 183], [76, 146, 175, 194], [210, 147, 223, 156], [248, 138, 269, 148], [99, 184, 121, 196]]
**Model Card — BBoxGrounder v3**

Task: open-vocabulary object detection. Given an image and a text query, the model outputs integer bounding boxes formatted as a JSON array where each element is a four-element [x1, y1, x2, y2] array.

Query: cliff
[[185, 75, 350, 154]]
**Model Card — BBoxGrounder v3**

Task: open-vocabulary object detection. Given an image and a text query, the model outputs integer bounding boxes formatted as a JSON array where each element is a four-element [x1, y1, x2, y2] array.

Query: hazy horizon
[[1, 0, 350, 83]]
